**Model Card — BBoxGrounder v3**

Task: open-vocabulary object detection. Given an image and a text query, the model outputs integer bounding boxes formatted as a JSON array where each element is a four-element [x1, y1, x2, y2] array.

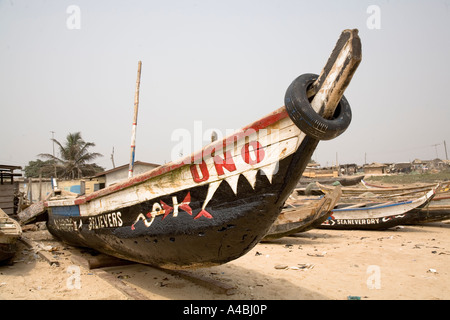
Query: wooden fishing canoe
[[317, 181, 438, 197], [406, 195, 450, 224], [264, 186, 341, 240], [44, 73, 352, 268], [44, 29, 361, 269], [297, 175, 364, 187], [319, 188, 436, 230], [407, 206, 450, 224], [0, 209, 22, 263]]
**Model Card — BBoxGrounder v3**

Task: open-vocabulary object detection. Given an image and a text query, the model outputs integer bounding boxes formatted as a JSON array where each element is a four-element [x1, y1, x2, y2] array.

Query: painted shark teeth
[[223, 160, 279, 194], [207, 161, 279, 205], [259, 161, 279, 184], [132, 160, 280, 228], [240, 170, 258, 189]]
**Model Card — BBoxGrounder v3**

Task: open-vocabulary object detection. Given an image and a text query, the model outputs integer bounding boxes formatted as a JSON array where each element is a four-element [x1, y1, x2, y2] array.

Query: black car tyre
[[284, 73, 352, 140]]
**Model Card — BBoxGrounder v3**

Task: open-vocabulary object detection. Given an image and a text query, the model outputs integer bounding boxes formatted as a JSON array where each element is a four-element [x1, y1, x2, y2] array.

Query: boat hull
[[48, 138, 319, 268], [0, 243, 17, 264], [263, 187, 341, 240], [46, 73, 352, 269], [406, 207, 450, 224], [319, 189, 435, 230], [319, 210, 424, 230], [0, 209, 22, 264]]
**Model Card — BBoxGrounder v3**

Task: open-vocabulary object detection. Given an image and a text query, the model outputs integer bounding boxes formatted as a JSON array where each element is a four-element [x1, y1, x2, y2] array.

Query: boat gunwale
[[333, 200, 415, 212], [332, 188, 435, 213], [44, 107, 290, 208]]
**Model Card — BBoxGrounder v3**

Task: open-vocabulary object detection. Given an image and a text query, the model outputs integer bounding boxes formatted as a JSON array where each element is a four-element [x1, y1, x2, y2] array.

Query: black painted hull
[[48, 138, 319, 269], [318, 210, 424, 230], [0, 243, 17, 264], [406, 207, 450, 224]]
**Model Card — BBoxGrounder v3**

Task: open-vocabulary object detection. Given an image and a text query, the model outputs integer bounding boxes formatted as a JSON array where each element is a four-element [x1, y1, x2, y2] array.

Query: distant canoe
[[317, 182, 438, 197], [294, 175, 364, 196], [407, 195, 450, 224], [298, 175, 364, 187], [319, 188, 436, 230], [264, 186, 341, 240], [407, 206, 450, 224]]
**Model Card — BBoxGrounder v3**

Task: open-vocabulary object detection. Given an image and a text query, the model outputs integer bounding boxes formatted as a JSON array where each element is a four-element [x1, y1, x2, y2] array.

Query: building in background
[[94, 161, 160, 187], [0, 165, 22, 215]]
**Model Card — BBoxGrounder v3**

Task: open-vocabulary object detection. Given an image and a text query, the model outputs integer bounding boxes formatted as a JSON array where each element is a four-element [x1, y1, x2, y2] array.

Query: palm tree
[[39, 132, 104, 179]]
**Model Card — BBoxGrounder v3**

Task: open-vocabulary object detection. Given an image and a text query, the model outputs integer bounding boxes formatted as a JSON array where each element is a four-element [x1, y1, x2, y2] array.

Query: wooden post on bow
[[128, 61, 142, 178]]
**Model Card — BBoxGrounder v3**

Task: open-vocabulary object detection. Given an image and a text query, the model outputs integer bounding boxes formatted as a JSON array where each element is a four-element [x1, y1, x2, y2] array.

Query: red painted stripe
[[72, 106, 289, 205]]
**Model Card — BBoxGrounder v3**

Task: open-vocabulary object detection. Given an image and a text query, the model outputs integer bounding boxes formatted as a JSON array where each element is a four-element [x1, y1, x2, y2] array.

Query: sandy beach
[[1, 220, 449, 300]]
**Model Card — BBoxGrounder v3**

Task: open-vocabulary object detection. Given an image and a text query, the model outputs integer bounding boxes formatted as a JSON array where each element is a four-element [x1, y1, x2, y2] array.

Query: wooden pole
[[51, 131, 57, 178], [27, 177, 33, 203], [38, 171, 42, 201], [308, 29, 362, 119], [128, 61, 142, 178]]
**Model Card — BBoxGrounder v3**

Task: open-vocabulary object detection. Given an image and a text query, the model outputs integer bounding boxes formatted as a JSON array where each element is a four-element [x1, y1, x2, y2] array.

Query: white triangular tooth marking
[[225, 174, 240, 195], [241, 169, 258, 189], [202, 181, 221, 210], [260, 161, 279, 184]]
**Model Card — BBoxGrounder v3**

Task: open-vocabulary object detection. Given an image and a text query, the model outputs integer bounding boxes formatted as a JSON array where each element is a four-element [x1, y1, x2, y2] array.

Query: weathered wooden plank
[[0, 207, 14, 215], [0, 184, 15, 192], [18, 201, 46, 224], [0, 195, 14, 202], [0, 184, 15, 215], [0, 202, 13, 209], [18, 192, 53, 224], [160, 268, 236, 295], [70, 252, 134, 270], [309, 29, 362, 119], [20, 237, 60, 266], [93, 269, 150, 300]]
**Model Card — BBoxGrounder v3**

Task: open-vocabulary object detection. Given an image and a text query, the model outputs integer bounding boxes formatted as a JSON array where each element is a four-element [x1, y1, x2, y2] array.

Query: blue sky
[[1, 0, 449, 171]]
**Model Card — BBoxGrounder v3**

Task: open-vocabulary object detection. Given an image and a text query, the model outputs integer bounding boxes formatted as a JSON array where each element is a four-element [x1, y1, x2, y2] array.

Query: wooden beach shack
[[0, 165, 22, 215]]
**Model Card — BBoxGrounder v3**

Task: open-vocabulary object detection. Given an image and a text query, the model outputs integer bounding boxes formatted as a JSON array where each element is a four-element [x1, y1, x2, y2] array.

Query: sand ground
[[1, 220, 449, 300]]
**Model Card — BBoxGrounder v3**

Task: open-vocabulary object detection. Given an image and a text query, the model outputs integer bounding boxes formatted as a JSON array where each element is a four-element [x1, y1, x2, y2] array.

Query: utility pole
[[444, 140, 448, 160], [111, 147, 116, 169]]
